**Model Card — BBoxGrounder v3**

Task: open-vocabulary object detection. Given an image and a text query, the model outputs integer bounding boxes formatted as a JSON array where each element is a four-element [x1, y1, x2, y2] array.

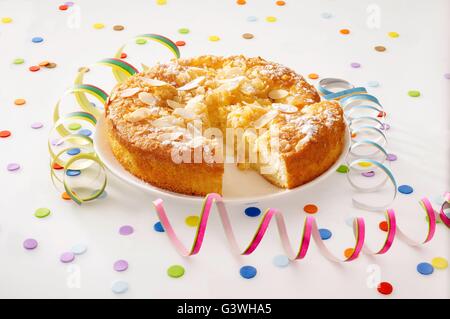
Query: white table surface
[[0, 0, 449, 299]]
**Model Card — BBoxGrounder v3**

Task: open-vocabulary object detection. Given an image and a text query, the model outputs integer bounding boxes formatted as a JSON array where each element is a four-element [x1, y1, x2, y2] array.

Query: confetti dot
[[367, 80, 379, 87], [337, 165, 349, 173], [29, 66, 40, 72], [362, 171, 375, 177], [273, 255, 289, 268], [93, 23, 104, 29], [68, 123, 81, 131], [119, 225, 134, 236], [34, 208, 51, 218], [67, 148, 81, 156], [154, 221, 164, 232], [247, 16, 258, 22], [431, 257, 448, 270], [340, 29, 350, 35], [53, 162, 64, 170], [59, 4, 68, 11], [344, 248, 354, 258], [0, 130, 11, 138], [113, 25, 124, 31], [242, 33, 254, 39], [308, 73, 319, 80], [7, 163, 20, 171], [408, 90, 420, 97], [244, 206, 261, 217], [266, 16, 277, 22], [136, 38, 147, 45], [236, 0, 246, 5], [32, 37, 44, 43], [66, 169, 81, 177], [167, 265, 185, 278], [185, 215, 200, 227], [38, 61, 49, 67], [111, 281, 129, 294], [1, 17, 13, 23], [23, 238, 38, 250], [374, 45, 386, 52], [175, 40, 186, 46], [113, 260, 129, 272], [351, 62, 361, 68], [60, 252, 75, 263], [208, 35, 220, 42], [345, 217, 355, 227], [319, 228, 332, 240], [377, 282, 393, 295], [275, 1, 286, 6], [321, 12, 332, 19], [71, 244, 88, 255], [61, 192, 72, 200], [303, 204, 318, 214], [178, 28, 190, 34], [388, 31, 399, 38], [31, 122, 43, 129], [14, 98, 26, 106], [444, 73, 450, 80], [417, 262, 434, 275], [13, 58, 24, 65], [156, 0, 167, 5], [386, 153, 397, 161], [240, 265, 257, 279], [398, 185, 413, 194], [45, 62, 57, 69], [379, 221, 388, 232], [78, 129, 92, 136]]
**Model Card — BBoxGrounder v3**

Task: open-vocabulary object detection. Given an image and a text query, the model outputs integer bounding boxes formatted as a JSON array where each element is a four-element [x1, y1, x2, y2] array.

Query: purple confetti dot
[[386, 153, 397, 161], [444, 73, 450, 80], [362, 171, 375, 177], [65, 1, 74, 6], [31, 122, 43, 129], [351, 62, 361, 68], [60, 252, 75, 263], [113, 259, 129, 272], [51, 138, 64, 146], [7, 163, 20, 171], [119, 225, 134, 236], [23, 238, 38, 250]]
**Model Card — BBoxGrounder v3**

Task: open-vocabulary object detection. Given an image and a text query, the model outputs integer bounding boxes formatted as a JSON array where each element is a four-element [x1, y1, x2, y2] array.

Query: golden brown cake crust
[[105, 55, 345, 196]]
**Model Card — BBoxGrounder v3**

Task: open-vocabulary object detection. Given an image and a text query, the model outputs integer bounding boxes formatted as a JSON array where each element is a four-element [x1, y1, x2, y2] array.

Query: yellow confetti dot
[[431, 257, 448, 269], [358, 161, 372, 168], [388, 31, 399, 38], [93, 23, 105, 29], [156, 0, 167, 5], [266, 16, 277, 23], [1, 17, 13, 23], [208, 35, 220, 42], [185, 215, 200, 227]]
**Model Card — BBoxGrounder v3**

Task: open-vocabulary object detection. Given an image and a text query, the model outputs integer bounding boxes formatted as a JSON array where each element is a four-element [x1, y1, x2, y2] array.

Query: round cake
[[105, 55, 346, 196]]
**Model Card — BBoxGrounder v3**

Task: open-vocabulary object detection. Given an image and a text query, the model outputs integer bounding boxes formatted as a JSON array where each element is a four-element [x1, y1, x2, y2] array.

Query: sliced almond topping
[[173, 107, 197, 119], [177, 76, 205, 91], [151, 116, 177, 128], [120, 87, 141, 97], [268, 89, 289, 100], [252, 110, 279, 128], [217, 76, 245, 84], [158, 132, 183, 142], [138, 92, 157, 105], [125, 108, 153, 122], [272, 103, 298, 113], [166, 99, 184, 109], [142, 77, 169, 87]]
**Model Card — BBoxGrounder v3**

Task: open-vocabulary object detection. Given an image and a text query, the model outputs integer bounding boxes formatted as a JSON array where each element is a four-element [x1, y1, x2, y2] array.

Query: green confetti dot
[[136, 38, 147, 45], [35, 207, 51, 218], [408, 90, 420, 97], [13, 58, 25, 65], [178, 28, 190, 34], [167, 265, 185, 278], [68, 123, 81, 131], [336, 165, 349, 173]]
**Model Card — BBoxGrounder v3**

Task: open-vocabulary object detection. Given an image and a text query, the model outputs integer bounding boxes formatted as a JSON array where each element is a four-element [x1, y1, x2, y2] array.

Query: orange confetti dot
[[236, 0, 246, 5], [175, 40, 186, 46], [351, 132, 357, 138], [120, 52, 127, 59], [61, 192, 72, 200], [52, 162, 64, 170], [29, 65, 40, 72], [14, 98, 26, 106], [379, 221, 388, 232], [308, 73, 319, 80], [303, 204, 318, 214], [39, 61, 50, 66], [344, 248, 354, 258], [276, 0, 286, 5], [340, 29, 350, 35]]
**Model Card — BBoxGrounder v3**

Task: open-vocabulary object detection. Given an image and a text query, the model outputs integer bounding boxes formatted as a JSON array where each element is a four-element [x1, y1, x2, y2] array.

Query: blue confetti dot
[[71, 243, 88, 255], [417, 262, 434, 275], [240, 265, 257, 279], [321, 12, 333, 19], [247, 16, 258, 22], [78, 129, 92, 137], [153, 221, 164, 232], [111, 280, 129, 294], [32, 37, 44, 43], [66, 169, 81, 177], [273, 255, 290, 268], [67, 148, 81, 156], [244, 206, 261, 217], [367, 80, 379, 88], [398, 185, 413, 194], [319, 228, 332, 240]]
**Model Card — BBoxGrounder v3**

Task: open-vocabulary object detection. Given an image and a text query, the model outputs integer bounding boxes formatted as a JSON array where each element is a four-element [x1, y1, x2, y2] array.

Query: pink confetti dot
[[113, 259, 129, 272], [60, 252, 75, 263], [444, 73, 450, 80], [31, 122, 43, 129], [386, 153, 397, 161], [7, 163, 20, 171], [350, 62, 361, 68], [119, 225, 134, 236], [362, 171, 375, 177], [23, 238, 38, 250]]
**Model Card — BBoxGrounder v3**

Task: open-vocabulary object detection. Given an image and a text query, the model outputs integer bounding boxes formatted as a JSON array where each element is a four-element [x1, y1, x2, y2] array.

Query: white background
[[0, 0, 448, 299]]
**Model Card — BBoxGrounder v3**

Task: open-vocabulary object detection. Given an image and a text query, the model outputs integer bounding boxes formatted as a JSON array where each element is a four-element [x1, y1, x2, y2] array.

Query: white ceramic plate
[[94, 116, 350, 203]]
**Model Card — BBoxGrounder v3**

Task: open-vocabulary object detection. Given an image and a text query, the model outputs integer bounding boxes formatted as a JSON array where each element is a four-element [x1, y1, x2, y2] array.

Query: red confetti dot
[[175, 40, 186, 47], [377, 111, 386, 118], [29, 66, 40, 72], [379, 221, 388, 232], [303, 204, 318, 214], [377, 281, 393, 295], [120, 52, 127, 59], [59, 4, 68, 11], [0, 130, 12, 138], [53, 162, 64, 170]]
